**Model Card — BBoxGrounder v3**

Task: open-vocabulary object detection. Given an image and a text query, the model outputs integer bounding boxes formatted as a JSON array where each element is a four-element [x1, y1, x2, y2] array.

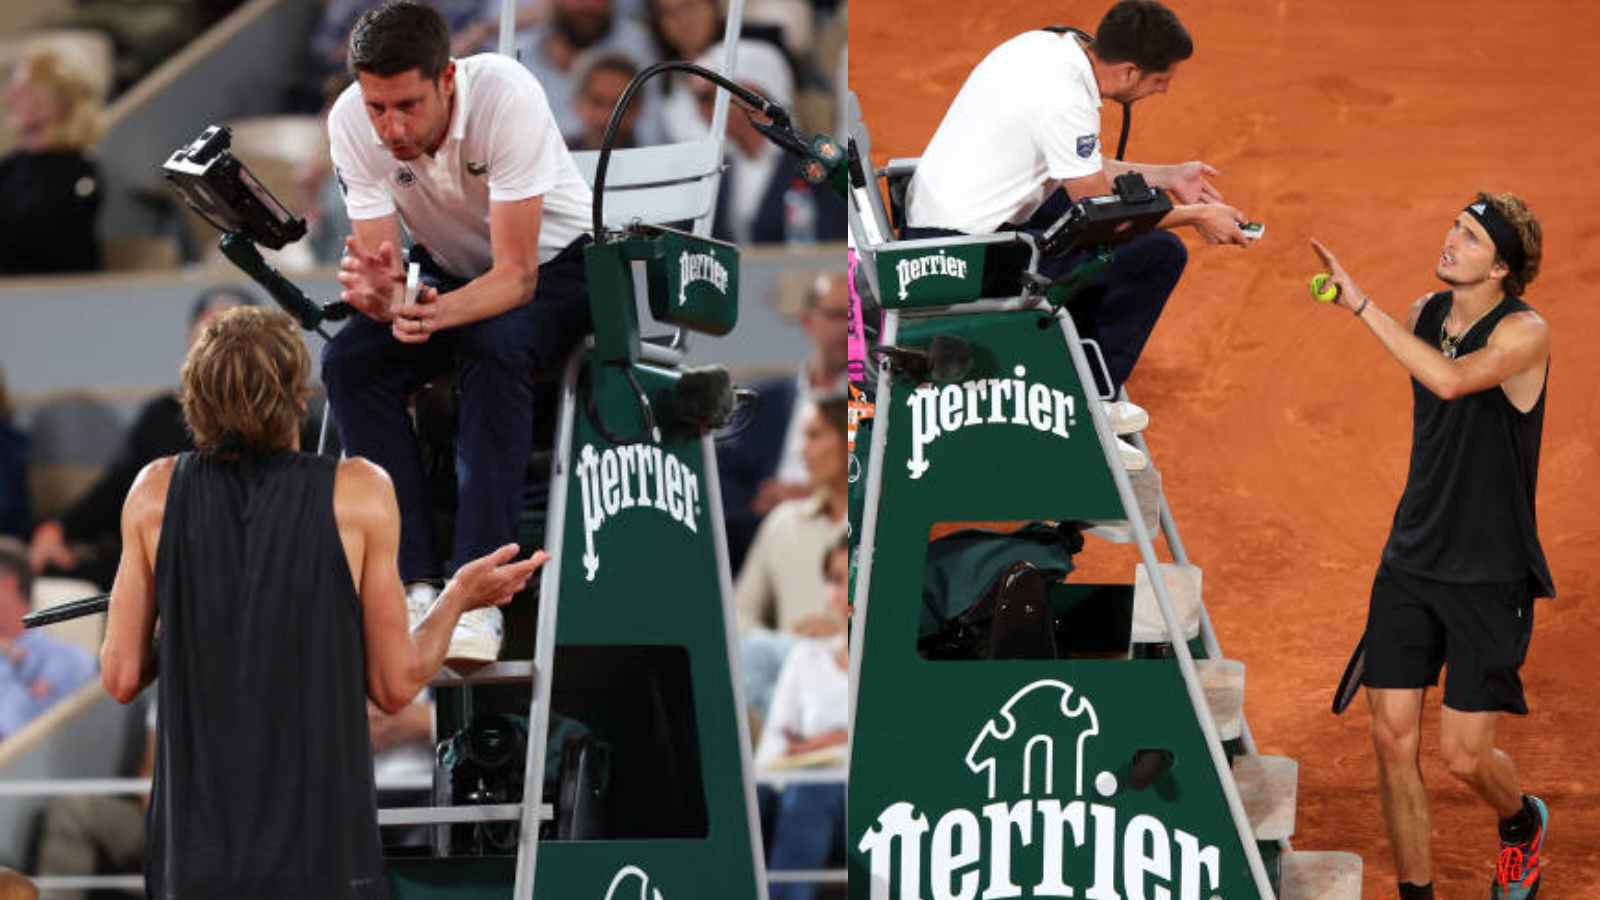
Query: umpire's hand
[[337, 237, 404, 321]]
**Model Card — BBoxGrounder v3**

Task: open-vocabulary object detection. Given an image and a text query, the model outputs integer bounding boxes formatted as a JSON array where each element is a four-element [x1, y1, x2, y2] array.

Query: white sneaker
[[405, 581, 441, 631], [405, 581, 504, 666], [445, 606, 504, 667], [1104, 399, 1150, 435], [1116, 437, 1149, 471]]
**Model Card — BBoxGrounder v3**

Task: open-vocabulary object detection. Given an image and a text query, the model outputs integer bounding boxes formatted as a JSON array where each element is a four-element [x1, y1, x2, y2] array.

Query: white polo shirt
[[328, 53, 592, 278], [905, 31, 1103, 234]]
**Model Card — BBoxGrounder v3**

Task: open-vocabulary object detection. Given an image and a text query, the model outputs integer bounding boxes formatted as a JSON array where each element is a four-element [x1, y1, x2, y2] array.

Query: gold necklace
[[1439, 299, 1501, 359]]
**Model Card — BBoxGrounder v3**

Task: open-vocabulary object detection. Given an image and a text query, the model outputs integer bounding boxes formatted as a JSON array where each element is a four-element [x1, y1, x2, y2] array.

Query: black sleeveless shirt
[[147, 451, 388, 899], [1382, 292, 1555, 597]]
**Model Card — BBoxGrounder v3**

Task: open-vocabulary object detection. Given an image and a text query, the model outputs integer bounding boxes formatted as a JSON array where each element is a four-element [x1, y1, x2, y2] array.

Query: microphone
[[218, 232, 338, 336], [871, 335, 976, 385], [667, 365, 757, 432], [751, 121, 846, 194]]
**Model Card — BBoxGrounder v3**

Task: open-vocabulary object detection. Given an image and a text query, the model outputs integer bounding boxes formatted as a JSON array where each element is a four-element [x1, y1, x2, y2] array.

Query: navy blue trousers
[[322, 241, 592, 581], [903, 192, 1187, 394], [760, 783, 845, 900]]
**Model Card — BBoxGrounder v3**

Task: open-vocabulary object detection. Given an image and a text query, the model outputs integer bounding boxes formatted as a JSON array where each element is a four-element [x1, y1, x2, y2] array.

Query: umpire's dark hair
[[349, 0, 452, 81], [1095, 0, 1193, 72]]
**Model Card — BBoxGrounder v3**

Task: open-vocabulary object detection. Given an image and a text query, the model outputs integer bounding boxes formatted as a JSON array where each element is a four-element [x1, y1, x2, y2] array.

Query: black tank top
[[1383, 292, 1555, 597], [147, 451, 388, 900]]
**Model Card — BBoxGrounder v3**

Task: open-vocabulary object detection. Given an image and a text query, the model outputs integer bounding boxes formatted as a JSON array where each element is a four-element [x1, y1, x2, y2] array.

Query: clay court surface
[[851, 2, 1600, 896]]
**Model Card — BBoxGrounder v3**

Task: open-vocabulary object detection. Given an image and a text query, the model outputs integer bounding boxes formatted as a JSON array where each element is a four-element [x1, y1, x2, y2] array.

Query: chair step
[[377, 802, 554, 826], [1195, 658, 1244, 741], [1231, 754, 1298, 841], [1084, 466, 1164, 543], [430, 660, 538, 687], [1278, 850, 1363, 900], [1130, 562, 1203, 644]]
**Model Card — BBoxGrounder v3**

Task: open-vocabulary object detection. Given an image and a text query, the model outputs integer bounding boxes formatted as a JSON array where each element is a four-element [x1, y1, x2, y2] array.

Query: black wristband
[[1353, 295, 1370, 317]]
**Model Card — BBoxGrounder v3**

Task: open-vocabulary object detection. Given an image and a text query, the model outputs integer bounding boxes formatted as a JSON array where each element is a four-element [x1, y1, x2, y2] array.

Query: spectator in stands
[[0, 45, 103, 276], [735, 391, 847, 634], [35, 693, 439, 889], [718, 272, 848, 570], [646, 0, 722, 143], [754, 534, 848, 898], [28, 287, 260, 590], [0, 373, 28, 542], [35, 698, 154, 900], [0, 538, 95, 741], [310, 0, 489, 85], [571, 51, 643, 150], [450, 0, 545, 56], [298, 75, 359, 265], [510, 0, 657, 145], [734, 392, 846, 718], [693, 39, 845, 244]]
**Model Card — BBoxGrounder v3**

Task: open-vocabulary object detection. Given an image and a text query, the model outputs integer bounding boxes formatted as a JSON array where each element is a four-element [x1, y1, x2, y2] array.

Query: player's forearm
[[406, 588, 469, 691], [1355, 300, 1463, 398], [440, 263, 540, 327], [100, 633, 158, 704]]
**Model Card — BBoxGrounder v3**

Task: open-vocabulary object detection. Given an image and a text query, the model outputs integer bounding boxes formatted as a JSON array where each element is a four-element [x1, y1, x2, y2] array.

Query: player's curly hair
[[1477, 192, 1541, 297], [180, 307, 310, 455], [1095, 0, 1193, 73]]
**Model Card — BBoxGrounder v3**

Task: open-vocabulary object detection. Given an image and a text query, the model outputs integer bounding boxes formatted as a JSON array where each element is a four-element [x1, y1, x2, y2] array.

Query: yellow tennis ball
[[1309, 273, 1340, 304]]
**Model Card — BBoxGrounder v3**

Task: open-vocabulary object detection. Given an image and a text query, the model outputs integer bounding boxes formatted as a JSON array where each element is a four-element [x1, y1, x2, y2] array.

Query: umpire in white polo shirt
[[903, 1, 1252, 462], [324, 0, 593, 661]]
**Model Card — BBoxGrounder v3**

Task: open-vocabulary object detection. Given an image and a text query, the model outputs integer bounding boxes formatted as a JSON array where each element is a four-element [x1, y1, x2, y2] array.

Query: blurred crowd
[[0, 0, 846, 276], [0, 0, 848, 893]]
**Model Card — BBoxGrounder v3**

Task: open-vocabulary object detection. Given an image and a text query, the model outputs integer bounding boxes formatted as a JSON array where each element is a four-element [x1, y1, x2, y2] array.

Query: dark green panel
[[397, 356, 762, 900], [644, 227, 739, 336], [541, 358, 760, 899], [887, 312, 1125, 522], [850, 312, 1264, 899]]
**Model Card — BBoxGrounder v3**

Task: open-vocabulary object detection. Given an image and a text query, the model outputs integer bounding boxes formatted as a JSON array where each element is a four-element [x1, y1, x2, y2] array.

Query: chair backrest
[[570, 138, 724, 231]]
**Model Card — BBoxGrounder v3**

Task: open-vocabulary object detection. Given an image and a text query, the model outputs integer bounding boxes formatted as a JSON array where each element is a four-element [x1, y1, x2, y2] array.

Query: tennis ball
[[1309, 272, 1340, 304]]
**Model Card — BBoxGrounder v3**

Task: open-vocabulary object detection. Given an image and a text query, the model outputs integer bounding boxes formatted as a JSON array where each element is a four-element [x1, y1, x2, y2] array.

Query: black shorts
[[1360, 562, 1536, 714]]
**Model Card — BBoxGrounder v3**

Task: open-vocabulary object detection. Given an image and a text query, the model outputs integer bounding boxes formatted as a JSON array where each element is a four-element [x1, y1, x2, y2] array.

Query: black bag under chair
[[431, 712, 612, 857], [918, 522, 1082, 661]]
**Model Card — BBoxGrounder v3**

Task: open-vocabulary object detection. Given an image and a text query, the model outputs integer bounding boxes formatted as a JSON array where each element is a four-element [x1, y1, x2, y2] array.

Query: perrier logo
[[905, 366, 1079, 480], [575, 443, 703, 581], [678, 250, 729, 306], [895, 248, 968, 301], [858, 680, 1225, 899]]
